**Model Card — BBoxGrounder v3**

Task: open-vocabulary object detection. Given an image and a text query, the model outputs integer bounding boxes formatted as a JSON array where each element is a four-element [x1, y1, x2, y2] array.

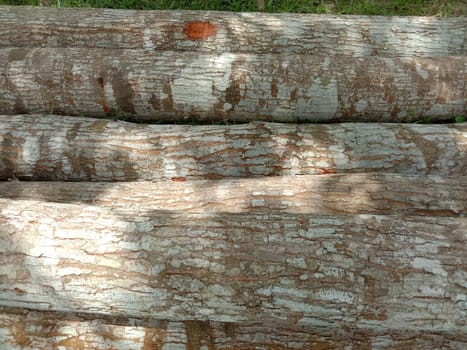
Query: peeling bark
[[0, 48, 464, 121], [1, 307, 467, 350], [0, 115, 465, 180], [0, 6, 465, 57], [0, 174, 465, 216], [0, 198, 465, 332]]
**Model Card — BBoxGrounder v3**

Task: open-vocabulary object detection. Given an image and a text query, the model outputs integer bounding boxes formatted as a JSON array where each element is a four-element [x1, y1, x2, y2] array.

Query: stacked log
[[0, 6, 465, 122], [1, 115, 466, 181], [1, 116, 466, 349], [0, 5, 466, 350]]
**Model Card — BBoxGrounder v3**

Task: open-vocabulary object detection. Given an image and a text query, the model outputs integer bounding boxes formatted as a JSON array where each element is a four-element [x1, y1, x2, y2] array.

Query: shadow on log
[[0, 174, 465, 216], [0, 7, 465, 57], [0, 202, 465, 331], [1, 307, 467, 349], [0, 115, 466, 181], [0, 7, 465, 122], [0, 49, 464, 121], [0, 6, 466, 349]]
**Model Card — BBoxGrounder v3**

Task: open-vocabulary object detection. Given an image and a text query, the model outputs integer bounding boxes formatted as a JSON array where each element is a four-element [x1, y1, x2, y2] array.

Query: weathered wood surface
[[0, 196, 465, 332], [0, 174, 465, 216], [1, 6, 466, 348], [1, 307, 467, 350], [1, 115, 466, 180], [1, 6, 465, 57], [1, 7, 464, 121], [1, 48, 464, 121]]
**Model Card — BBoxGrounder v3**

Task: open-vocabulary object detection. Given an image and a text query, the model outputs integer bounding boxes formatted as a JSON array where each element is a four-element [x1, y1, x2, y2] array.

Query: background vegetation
[[1, 0, 466, 16]]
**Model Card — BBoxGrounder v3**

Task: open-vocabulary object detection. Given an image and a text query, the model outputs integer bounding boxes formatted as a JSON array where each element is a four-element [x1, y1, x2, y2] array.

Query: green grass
[[1, 0, 466, 16]]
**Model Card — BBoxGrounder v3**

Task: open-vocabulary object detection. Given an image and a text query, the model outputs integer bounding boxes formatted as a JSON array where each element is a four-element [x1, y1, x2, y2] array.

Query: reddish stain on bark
[[97, 77, 111, 113], [184, 22, 217, 40], [319, 168, 336, 175], [14, 287, 26, 295], [171, 177, 187, 182]]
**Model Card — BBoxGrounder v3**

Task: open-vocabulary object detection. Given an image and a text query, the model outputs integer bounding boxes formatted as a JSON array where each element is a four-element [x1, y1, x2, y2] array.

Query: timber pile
[[0, 6, 466, 350]]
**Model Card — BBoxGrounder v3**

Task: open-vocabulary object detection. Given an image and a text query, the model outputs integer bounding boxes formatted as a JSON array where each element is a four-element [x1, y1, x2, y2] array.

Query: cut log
[[0, 174, 465, 216], [1, 7, 464, 121], [1, 48, 464, 121], [0, 6, 465, 57], [1, 307, 466, 349], [0, 198, 465, 332], [1, 115, 466, 180], [1, 6, 466, 347]]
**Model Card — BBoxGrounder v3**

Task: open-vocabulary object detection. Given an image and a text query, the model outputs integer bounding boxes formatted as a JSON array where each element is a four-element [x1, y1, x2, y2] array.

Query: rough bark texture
[[1, 115, 466, 181], [0, 6, 465, 57], [1, 6, 466, 349], [1, 48, 464, 121], [0, 174, 465, 217], [0, 198, 466, 331], [1, 307, 467, 350], [1, 6, 465, 121]]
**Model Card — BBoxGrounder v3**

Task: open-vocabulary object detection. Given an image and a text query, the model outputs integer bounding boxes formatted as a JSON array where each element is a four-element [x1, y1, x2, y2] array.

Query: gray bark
[[1, 48, 464, 121], [1, 115, 466, 181], [0, 174, 465, 216], [1, 7, 465, 121], [0, 6, 466, 348], [1, 307, 466, 349], [0, 6, 465, 57], [0, 198, 465, 333]]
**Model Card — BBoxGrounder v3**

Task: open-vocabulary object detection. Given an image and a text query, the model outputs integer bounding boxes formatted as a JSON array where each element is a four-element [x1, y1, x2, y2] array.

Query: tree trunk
[[0, 196, 465, 331], [1, 48, 464, 121], [1, 307, 466, 350], [0, 6, 464, 57], [1, 115, 465, 181], [0, 174, 465, 216]]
